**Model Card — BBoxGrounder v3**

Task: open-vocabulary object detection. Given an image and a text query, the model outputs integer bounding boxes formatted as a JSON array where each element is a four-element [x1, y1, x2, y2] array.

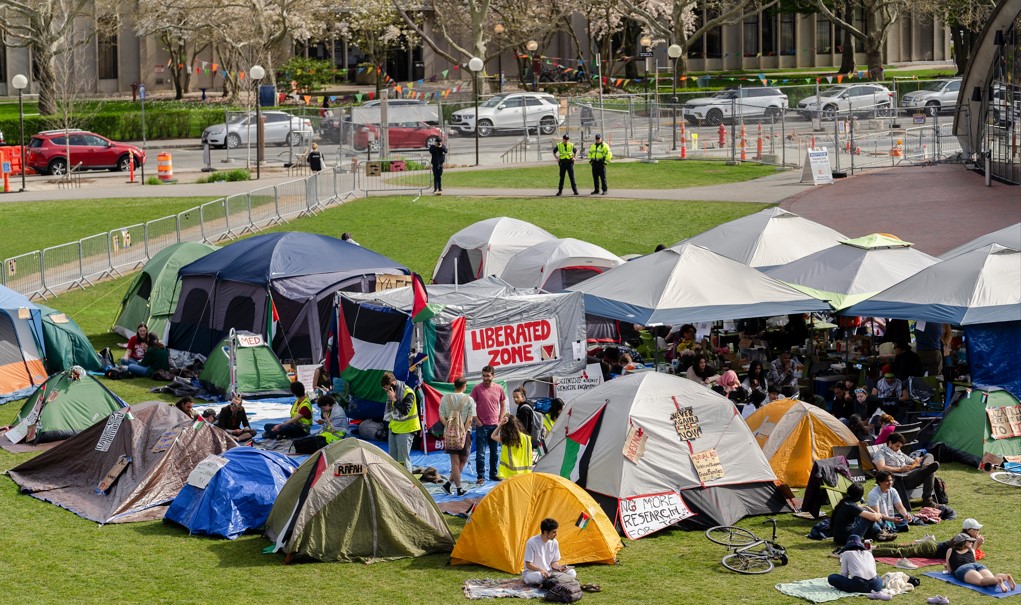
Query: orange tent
[[1, 285, 47, 404]]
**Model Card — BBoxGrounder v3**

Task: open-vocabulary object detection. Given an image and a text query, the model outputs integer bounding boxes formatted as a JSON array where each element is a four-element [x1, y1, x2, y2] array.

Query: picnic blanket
[[463, 578, 545, 600], [923, 572, 1021, 598], [876, 556, 944, 568], [774, 578, 862, 603]]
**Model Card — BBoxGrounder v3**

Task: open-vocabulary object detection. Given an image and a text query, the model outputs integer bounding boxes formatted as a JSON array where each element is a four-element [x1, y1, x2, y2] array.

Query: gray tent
[[939, 223, 1021, 260], [432, 217, 556, 284]]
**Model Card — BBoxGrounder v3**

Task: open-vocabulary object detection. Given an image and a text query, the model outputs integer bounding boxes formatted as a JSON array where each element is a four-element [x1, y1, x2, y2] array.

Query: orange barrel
[[157, 153, 174, 181]]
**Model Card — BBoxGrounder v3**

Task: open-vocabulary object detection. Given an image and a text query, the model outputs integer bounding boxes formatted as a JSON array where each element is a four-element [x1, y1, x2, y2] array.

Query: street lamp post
[[11, 74, 28, 192], [250, 65, 266, 180], [526, 40, 539, 92], [667, 45, 682, 151], [640, 35, 653, 162], [494, 24, 505, 93], [469, 57, 485, 166]]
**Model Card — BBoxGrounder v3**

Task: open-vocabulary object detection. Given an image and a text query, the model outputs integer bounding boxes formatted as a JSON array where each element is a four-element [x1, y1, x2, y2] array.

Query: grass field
[[1, 192, 1018, 605]]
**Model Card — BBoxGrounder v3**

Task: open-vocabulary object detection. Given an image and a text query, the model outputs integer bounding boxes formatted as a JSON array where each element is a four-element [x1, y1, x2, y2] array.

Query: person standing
[[588, 134, 612, 195], [492, 414, 533, 479], [553, 134, 579, 196], [914, 322, 951, 377], [428, 137, 448, 195], [470, 365, 507, 484], [382, 371, 420, 471], [306, 143, 323, 174], [439, 376, 476, 496]]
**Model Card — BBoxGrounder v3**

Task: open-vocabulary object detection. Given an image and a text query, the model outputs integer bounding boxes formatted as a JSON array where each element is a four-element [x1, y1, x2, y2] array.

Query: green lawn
[[425, 160, 778, 190], [2, 192, 1018, 604]]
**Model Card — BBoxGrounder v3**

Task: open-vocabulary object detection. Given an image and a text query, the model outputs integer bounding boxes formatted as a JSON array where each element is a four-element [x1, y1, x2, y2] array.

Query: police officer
[[553, 134, 579, 196], [589, 134, 613, 194]]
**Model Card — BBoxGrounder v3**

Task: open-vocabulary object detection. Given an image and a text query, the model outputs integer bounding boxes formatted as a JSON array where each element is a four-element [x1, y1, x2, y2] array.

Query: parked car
[[352, 122, 445, 151], [797, 84, 894, 120], [449, 92, 563, 137], [683, 87, 788, 126], [320, 100, 438, 144], [201, 111, 313, 149], [26, 129, 145, 176], [900, 78, 962, 115], [992, 84, 1021, 127]]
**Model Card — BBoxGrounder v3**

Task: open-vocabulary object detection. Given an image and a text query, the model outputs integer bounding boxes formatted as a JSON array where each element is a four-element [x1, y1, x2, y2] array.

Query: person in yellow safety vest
[[264, 381, 314, 439], [316, 395, 348, 444], [492, 413, 533, 479], [553, 134, 579, 196], [382, 371, 420, 471], [543, 397, 564, 437], [588, 133, 613, 195]]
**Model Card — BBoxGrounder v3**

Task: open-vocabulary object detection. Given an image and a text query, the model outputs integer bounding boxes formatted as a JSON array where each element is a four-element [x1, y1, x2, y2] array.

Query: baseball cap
[[594, 133, 602, 139], [562, 134, 570, 140], [952, 532, 977, 546], [962, 518, 983, 530]]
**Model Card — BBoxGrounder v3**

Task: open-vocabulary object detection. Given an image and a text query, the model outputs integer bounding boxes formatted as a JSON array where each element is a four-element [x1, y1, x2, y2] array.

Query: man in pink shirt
[[470, 365, 507, 484]]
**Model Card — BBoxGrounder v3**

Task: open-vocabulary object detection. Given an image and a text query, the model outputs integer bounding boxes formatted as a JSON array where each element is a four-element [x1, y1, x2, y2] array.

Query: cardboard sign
[[18, 307, 31, 319], [237, 333, 264, 348], [186, 454, 230, 489], [618, 491, 695, 539], [622, 424, 648, 464], [151, 427, 183, 453], [691, 448, 725, 483], [553, 364, 604, 402], [376, 273, 412, 291], [670, 406, 702, 441], [800, 148, 833, 185], [4, 422, 29, 444], [365, 162, 382, 176], [296, 364, 319, 390], [95, 411, 127, 452], [334, 462, 366, 476], [96, 455, 132, 493], [987, 405, 1021, 439], [465, 318, 560, 372], [49, 313, 70, 324]]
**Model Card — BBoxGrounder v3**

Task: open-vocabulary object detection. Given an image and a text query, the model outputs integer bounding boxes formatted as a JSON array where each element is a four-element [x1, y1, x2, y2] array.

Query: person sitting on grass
[[827, 534, 883, 595], [522, 518, 576, 586], [945, 532, 1016, 592], [125, 338, 171, 377], [216, 395, 257, 442], [831, 482, 890, 547], [867, 471, 916, 532]]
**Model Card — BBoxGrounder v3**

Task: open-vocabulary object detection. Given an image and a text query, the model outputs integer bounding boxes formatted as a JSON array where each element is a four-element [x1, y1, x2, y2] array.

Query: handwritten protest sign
[[987, 405, 1021, 439], [671, 406, 702, 441], [553, 364, 604, 402], [618, 491, 695, 539], [691, 448, 725, 483], [622, 425, 648, 464], [95, 411, 126, 452]]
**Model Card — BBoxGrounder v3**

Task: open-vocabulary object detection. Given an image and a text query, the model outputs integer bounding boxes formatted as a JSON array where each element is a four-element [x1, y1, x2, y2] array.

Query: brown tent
[[8, 401, 236, 524]]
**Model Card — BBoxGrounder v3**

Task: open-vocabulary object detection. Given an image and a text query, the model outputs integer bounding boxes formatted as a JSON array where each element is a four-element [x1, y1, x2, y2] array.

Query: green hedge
[[0, 105, 227, 145]]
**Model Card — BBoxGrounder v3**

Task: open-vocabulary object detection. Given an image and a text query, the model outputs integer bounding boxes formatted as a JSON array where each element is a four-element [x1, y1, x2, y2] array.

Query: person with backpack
[[513, 388, 544, 449], [440, 376, 476, 496]]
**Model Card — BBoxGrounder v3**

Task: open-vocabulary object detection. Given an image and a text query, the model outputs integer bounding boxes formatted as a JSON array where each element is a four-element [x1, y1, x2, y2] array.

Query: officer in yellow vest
[[588, 134, 613, 194], [553, 134, 579, 196], [382, 371, 420, 471], [264, 381, 314, 439]]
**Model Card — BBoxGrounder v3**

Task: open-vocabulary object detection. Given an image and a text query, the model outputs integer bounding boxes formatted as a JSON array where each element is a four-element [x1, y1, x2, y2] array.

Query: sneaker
[[489, 475, 501, 482], [896, 557, 920, 570], [555, 191, 563, 196], [456, 487, 467, 496], [601, 190, 607, 195], [921, 497, 939, 508], [914, 534, 937, 543], [926, 597, 950, 604], [876, 531, 898, 542], [573, 191, 579, 195], [868, 592, 892, 601], [475, 477, 485, 486], [590, 190, 599, 195], [442, 481, 452, 495]]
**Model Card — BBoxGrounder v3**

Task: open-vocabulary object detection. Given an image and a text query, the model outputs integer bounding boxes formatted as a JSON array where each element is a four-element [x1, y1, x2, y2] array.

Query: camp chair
[[636, 331, 655, 361], [831, 445, 871, 483], [822, 474, 855, 510]]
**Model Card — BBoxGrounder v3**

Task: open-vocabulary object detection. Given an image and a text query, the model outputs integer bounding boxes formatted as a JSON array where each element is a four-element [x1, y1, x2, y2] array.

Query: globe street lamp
[[526, 40, 539, 92], [11, 74, 28, 192], [667, 44, 682, 151], [249, 64, 266, 180], [468, 56, 485, 166], [494, 24, 505, 93]]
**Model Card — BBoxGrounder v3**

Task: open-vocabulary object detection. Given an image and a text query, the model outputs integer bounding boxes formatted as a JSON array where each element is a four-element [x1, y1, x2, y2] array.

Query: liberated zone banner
[[465, 318, 560, 373], [618, 491, 695, 539]]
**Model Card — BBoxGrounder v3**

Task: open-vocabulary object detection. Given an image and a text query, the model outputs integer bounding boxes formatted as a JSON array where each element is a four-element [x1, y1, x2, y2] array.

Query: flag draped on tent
[[422, 316, 466, 383], [334, 296, 413, 403], [265, 292, 280, 343], [560, 403, 606, 484], [411, 273, 442, 322]]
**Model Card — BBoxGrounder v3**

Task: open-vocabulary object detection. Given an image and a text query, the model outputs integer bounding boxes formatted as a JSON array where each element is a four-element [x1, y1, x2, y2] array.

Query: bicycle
[[989, 461, 1021, 487], [705, 518, 789, 574]]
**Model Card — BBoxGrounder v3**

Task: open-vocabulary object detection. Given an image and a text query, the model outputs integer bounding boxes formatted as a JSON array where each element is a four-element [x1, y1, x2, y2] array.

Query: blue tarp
[[968, 321, 1021, 400], [165, 447, 299, 539]]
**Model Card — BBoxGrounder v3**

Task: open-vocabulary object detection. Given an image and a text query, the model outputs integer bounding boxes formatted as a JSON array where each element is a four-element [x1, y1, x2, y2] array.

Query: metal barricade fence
[[249, 186, 280, 227], [145, 215, 181, 259], [357, 155, 432, 196], [80, 232, 114, 284], [199, 199, 230, 243], [3, 251, 45, 299], [178, 206, 203, 243], [224, 193, 252, 238], [40, 242, 83, 295], [276, 180, 308, 219], [110, 224, 147, 273]]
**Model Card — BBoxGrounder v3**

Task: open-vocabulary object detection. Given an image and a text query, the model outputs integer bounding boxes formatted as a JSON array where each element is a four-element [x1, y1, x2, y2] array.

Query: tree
[[813, 0, 907, 76], [332, 0, 420, 94], [910, 0, 995, 75], [135, 0, 213, 99]]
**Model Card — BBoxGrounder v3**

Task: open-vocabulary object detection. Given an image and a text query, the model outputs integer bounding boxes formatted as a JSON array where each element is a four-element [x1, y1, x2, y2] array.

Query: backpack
[[517, 402, 545, 444], [543, 578, 583, 603], [443, 394, 469, 451], [933, 477, 949, 505]]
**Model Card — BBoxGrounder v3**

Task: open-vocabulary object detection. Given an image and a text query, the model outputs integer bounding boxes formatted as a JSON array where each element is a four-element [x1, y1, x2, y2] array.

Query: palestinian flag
[[265, 292, 280, 343], [559, 403, 606, 486], [575, 512, 592, 529], [422, 316, 466, 383], [411, 273, 442, 323], [334, 296, 413, 403]]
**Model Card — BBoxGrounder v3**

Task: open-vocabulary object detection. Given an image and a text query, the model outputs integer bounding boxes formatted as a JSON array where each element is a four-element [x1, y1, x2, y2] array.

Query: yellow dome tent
[[450, 473, 622, 574], [745, 399, 859, 488]]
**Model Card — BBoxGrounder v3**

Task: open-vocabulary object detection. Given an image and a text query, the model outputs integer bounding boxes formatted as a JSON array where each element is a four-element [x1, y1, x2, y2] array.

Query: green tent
[[199, 331, 292, 398], [112, 242, 218, 340], [265, 439, 454, 563], [37, 305, 104, 374], [11, 368, 124, 444], [933, 388, 1021, 460]]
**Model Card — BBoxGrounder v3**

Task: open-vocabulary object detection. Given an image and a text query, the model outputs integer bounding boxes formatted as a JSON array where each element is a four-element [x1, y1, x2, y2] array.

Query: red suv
[[26, 129, 146, 176], [353, 122, 444, 152]]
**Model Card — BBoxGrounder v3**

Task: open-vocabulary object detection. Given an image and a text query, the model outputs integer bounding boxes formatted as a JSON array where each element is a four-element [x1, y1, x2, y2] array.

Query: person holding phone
[[522, 518, 576, 586], [428, 137, 448, 195]]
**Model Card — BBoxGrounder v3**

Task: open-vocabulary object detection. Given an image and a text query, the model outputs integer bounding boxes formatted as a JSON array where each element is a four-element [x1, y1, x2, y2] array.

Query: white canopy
[[568, 243, 830, 325], [431, 217, 556, 284], [674, 207, 846, 268], [499, 238, 624, 292], [939, 223, 1021, 260]]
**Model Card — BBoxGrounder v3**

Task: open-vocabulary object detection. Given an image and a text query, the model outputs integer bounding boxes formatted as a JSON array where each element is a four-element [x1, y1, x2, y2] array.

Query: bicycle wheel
[[722, 552, 774, 574], [705, 526, 758, 547], [990, 472, 1021, 487]]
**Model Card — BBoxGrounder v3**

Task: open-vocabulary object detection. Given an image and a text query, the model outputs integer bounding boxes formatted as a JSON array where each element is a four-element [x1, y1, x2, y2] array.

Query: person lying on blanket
[[871, 517, 987, 561], [522, 518, 577, 586], [945, 532, 1015, 592]]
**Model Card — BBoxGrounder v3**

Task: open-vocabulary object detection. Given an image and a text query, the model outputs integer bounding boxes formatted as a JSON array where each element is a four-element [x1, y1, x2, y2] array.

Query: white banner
[[553, 363, 604, 402], [618, 491, 695, 540], [186, 454, 230, 489], [465, 318, 560, 373], [237, 333, 264, 348]]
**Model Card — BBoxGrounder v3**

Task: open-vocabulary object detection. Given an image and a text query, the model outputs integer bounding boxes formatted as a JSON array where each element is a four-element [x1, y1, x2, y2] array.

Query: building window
[[854, 8, 868, 37], [744, 15, 759, 57], [98, 29, 118, 80], [816, 18, 832, 54], [0, 51, 6, 82], [780, 14, 796, 55], [762, 12, 777, 56]]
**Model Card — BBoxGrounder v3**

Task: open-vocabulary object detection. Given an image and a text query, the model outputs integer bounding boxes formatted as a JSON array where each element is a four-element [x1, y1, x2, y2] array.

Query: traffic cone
[[740, 126, 747, 161]]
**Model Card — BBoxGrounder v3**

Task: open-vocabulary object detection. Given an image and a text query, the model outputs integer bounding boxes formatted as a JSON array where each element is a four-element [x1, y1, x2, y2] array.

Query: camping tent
[[743, 398, 860, 488], [165, 447, 299, 539], [673, 207, 846, 269], [112, 242, 218, 340], [499, 238, 624, 292], [0, 285, 47, 404], [764, 234, 939, 310], [168, 232, 408, 363], [8, 401, 236, 523], [37, 304, 104, 374], [264, 439, 454, 562], [533, 372, 789, 530], [568, 243, 830, 326], [199, 331, 293, 398], [5, 368, 124, 444], [932, 388, 1021, 461], [450, 473, 622, 573], [939, 223, 1021, 260], [432, 217, 556, 284]]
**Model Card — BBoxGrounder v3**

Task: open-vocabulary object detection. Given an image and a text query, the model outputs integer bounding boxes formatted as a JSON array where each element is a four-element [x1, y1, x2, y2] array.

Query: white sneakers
[[896, 557, 920, 570], [914, 534, 937, 543]]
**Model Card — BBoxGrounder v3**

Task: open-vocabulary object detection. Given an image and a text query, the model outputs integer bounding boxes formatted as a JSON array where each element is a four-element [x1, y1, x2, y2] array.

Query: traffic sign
[[1, 162, 10, 174], [639, 51, 654, 58], [139, 84, 146, 100]]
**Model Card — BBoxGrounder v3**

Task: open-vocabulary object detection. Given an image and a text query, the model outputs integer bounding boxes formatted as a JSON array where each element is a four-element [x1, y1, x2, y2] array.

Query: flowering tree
[[332, 0, 420, 93], [135, 0, 213, 99]]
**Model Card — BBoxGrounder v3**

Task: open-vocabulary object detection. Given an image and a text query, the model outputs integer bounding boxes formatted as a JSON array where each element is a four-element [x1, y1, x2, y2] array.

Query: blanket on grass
[[774, 578, 862, 603], [876, 556, 944, 568], [923, 572, 1021, 598], [463, 579, 545, 600]]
